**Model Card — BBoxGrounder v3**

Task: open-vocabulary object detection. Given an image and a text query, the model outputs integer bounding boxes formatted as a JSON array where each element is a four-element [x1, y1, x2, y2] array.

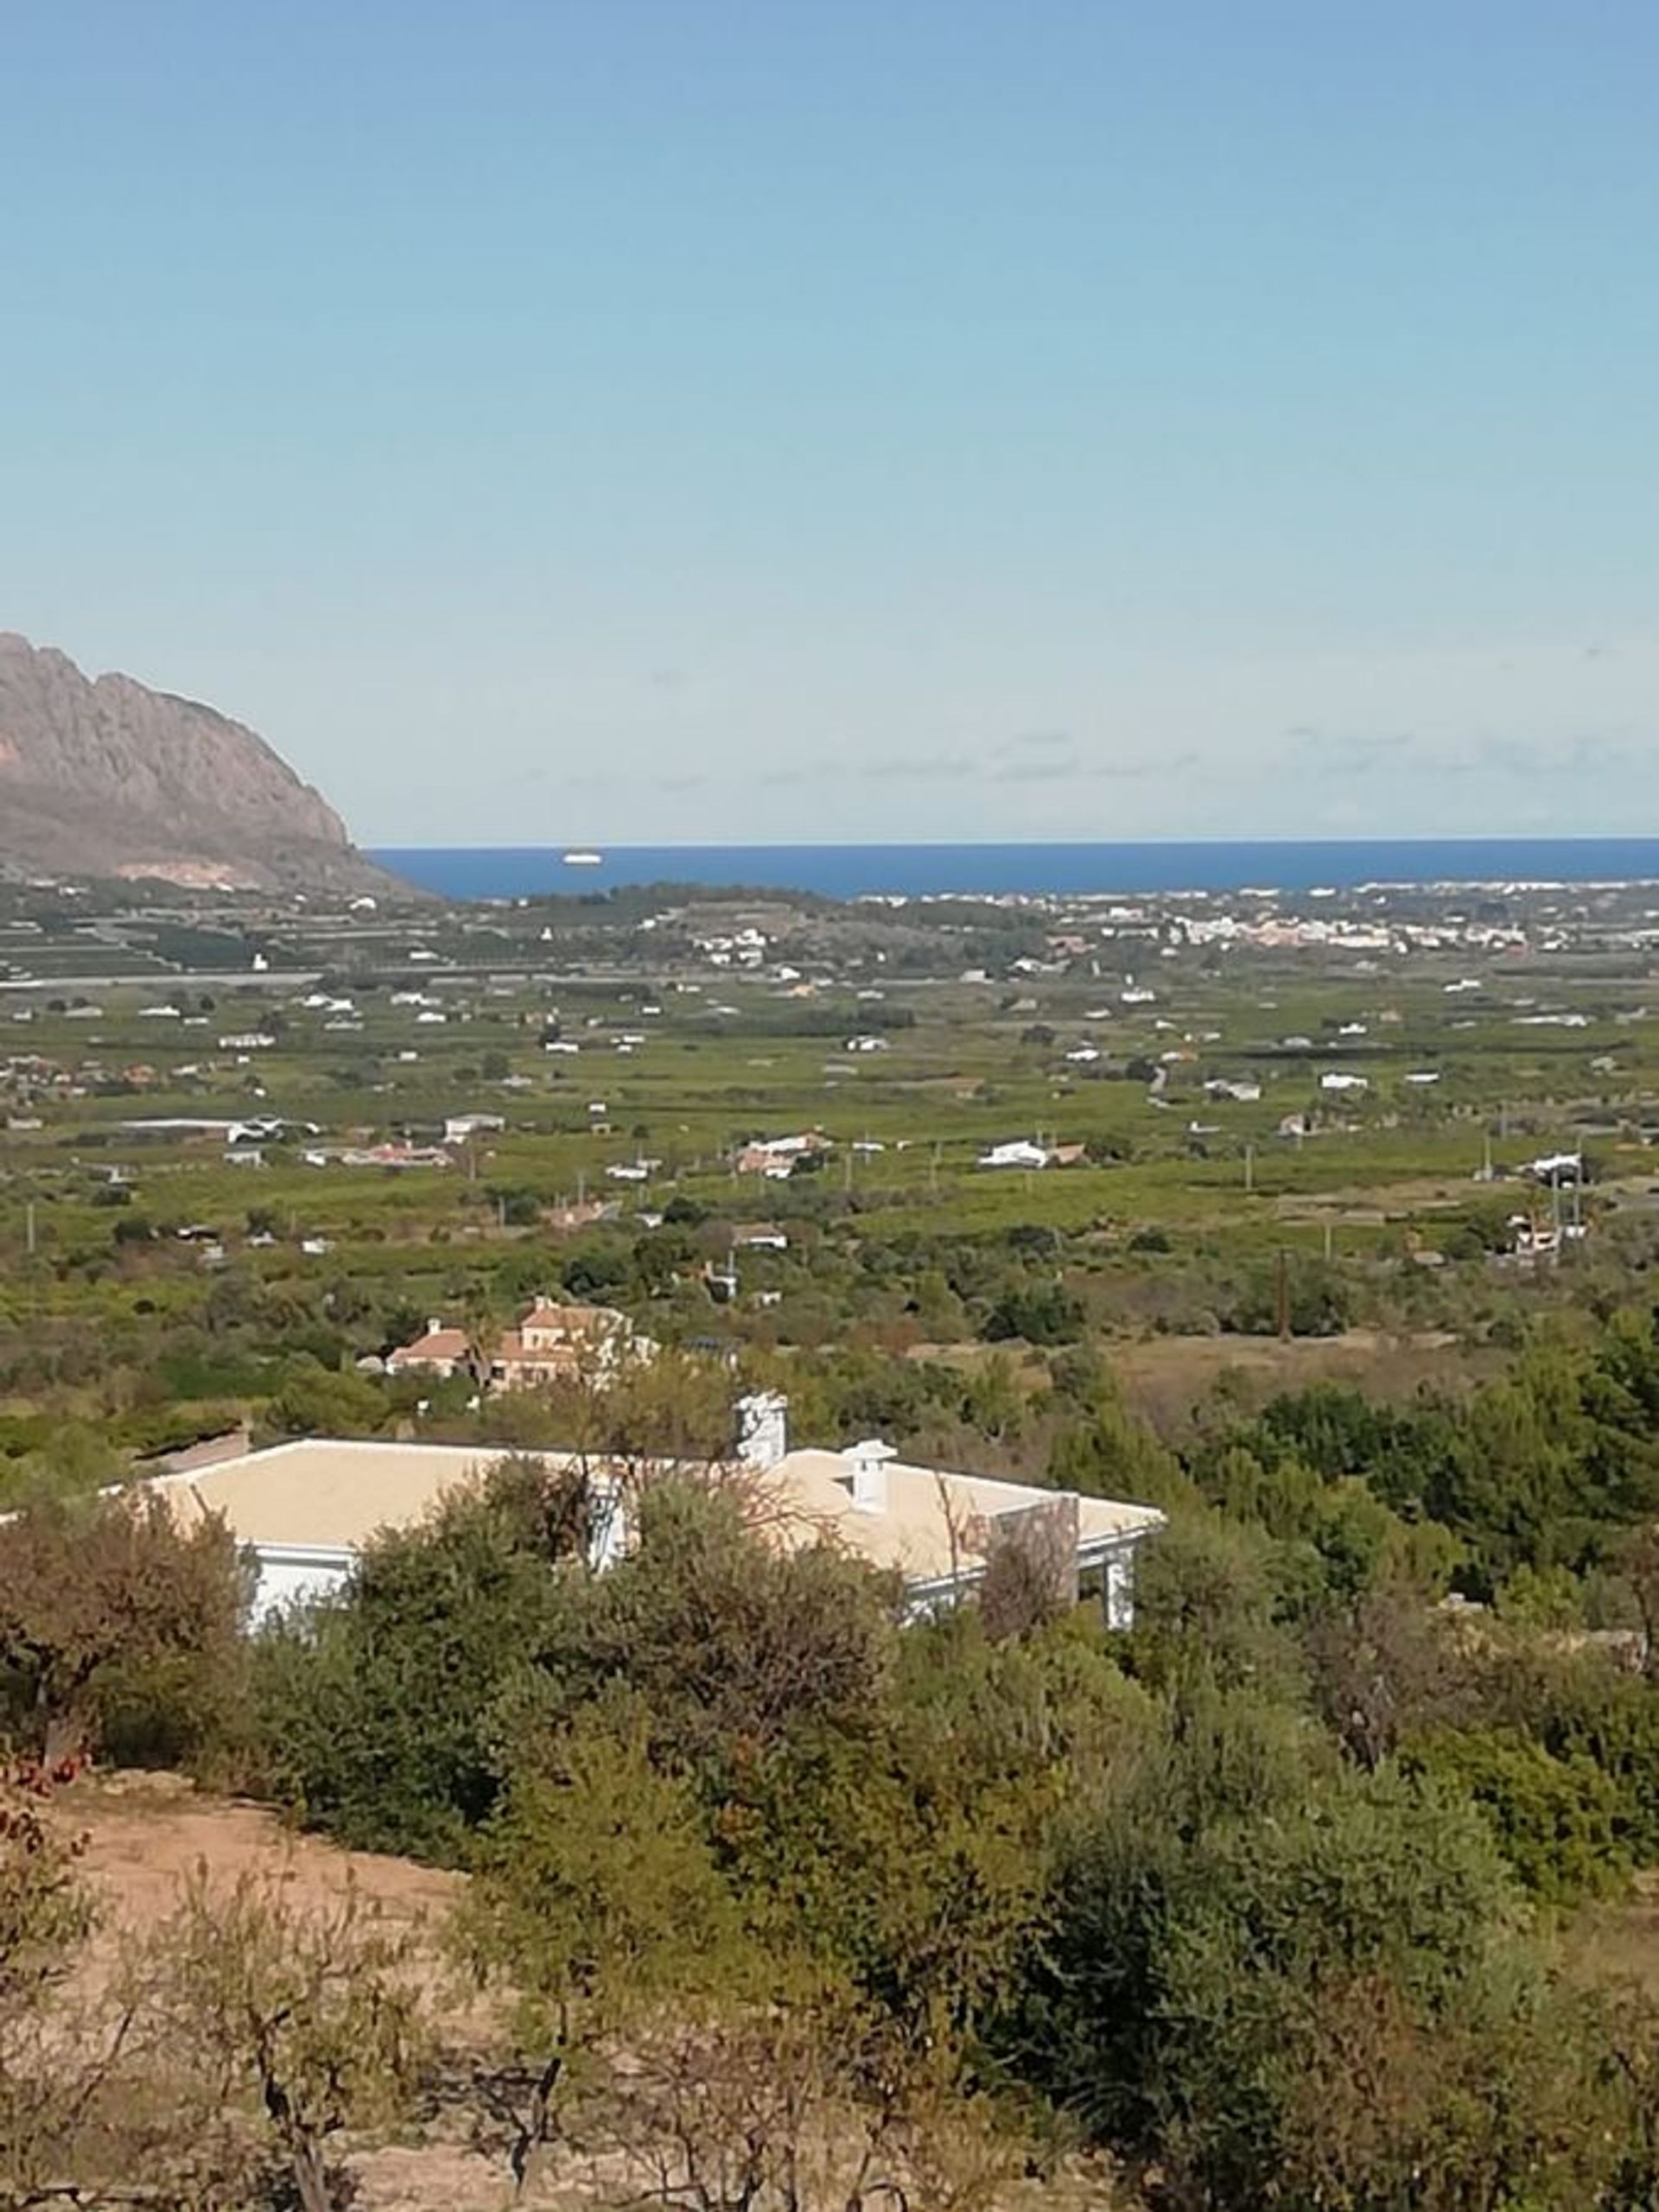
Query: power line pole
[[1275, 1247, 1291, 1341]]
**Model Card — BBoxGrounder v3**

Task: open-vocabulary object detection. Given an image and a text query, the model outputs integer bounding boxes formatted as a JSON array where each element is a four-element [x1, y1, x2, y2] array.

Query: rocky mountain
[[0, 633, 399, 894]]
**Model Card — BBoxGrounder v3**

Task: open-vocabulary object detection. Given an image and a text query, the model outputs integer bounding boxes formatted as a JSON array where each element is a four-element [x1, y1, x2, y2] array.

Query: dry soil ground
[[59, 1774, 518, 2210], [56, 1775, 1128, 2212], [1106, 1325, 1501, 1431], [71, 1769, 461, 1936]]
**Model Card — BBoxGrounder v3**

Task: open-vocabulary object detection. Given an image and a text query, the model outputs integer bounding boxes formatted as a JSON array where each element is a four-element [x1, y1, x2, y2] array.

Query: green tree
[[458, 1707, 736, 2194], [1404, 1726, 1629, 1904], [265, 1354, 388, 1439], [1049, 1384, 1185, 1505], [1024, 1761, 1518, 2204], [0, 1491, 247, 1765], [519, 1483, 898, 1773], [251, 1471, 575, 1859]]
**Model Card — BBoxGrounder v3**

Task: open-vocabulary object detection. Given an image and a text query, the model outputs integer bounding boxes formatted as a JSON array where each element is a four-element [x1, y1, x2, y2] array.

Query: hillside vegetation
[[8, 1330, 1659, 2206]]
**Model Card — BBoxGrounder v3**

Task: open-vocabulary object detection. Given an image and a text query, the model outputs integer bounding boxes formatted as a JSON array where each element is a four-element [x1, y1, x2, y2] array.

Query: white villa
[[150, 1394, 1163, 1630]]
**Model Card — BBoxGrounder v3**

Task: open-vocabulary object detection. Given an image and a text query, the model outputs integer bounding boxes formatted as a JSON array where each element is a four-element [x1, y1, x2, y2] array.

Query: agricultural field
[[3, 868, 1657, 1483]]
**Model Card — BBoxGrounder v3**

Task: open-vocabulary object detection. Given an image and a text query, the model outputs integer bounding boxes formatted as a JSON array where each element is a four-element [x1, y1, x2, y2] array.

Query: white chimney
[[734, 1391, 789, 1471], [427, 1317, 443, 1337], [843, 1438, 896, 1513]]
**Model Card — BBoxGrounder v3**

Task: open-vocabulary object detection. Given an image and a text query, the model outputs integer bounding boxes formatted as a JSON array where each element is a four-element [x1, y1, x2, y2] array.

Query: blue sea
[[374, 840, 1659, 904]]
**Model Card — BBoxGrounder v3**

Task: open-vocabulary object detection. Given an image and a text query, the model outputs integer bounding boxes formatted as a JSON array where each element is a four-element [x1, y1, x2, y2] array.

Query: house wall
[[239, 1489, 1157, 1630], [249, 1544, 355, 1624]]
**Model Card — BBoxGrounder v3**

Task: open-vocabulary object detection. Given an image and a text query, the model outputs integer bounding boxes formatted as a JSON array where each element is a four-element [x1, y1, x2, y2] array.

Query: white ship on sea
[[562, 849, 603, 867]]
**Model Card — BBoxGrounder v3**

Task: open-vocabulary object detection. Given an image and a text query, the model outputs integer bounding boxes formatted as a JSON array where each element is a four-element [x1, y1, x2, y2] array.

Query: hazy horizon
[[370, 831, 1659, 853], [5, 3, 1656, 848]]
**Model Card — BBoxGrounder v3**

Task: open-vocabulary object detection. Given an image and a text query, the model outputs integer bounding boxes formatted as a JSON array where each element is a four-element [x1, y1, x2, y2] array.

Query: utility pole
[[1244, 1141, 1255, 1194], [1275, 1247, 1291, 1341], [24, 1201, 36, 1258], [1323, 1218, 1333, 1265]]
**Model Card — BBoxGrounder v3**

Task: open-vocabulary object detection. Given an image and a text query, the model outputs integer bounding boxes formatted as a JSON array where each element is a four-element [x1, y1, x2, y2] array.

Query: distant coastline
[[372, 838, 1659, 903]]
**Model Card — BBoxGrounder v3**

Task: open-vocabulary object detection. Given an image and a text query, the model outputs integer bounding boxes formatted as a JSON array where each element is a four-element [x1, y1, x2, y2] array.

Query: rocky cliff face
[[0, 633, 397, 893]]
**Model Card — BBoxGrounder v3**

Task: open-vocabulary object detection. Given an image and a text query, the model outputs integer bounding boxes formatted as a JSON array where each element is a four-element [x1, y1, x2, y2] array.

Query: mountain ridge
[[0, 633, 401, 895]]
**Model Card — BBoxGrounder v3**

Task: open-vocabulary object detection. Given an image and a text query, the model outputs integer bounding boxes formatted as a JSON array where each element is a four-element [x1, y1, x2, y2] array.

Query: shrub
[[1022, 1762, 1517, 2199], [0, 1491, 248, 1768], [1403, 1727, 1630, 1904], [250, 1475, 574, 1859]]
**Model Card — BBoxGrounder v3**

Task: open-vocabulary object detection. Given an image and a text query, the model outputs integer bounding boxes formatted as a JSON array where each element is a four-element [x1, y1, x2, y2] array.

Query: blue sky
[[4, 1, 1657, 845]]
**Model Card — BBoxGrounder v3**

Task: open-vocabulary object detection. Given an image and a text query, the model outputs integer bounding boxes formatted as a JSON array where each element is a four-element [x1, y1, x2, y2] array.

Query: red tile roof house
[[385, 1319, 476, 1382], [489, 1298, 646, 1391]]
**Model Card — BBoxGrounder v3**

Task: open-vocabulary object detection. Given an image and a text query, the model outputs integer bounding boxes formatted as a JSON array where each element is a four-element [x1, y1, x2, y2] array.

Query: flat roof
[[751, 1450, 1160, 1584], [156, 1438, 1162, 1585], [160, 1440, 536, 1554]]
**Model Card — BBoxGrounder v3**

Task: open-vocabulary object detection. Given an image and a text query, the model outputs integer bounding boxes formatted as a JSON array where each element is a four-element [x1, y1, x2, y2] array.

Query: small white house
[[732, 1224, 789, 1251], [979, 1139, 1050, 1170], [445, 1113, 506, 1143]]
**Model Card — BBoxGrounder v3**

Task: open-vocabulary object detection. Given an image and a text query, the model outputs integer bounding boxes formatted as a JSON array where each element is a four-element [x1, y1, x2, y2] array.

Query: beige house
[[489, 1298, 642, 1389], [385, 1319, 474, 1381], [383, 1298, 647, 1394]]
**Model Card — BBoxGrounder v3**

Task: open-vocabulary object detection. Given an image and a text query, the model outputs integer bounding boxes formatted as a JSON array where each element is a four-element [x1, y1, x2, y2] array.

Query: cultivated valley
[[8, 865, 1659, 2205]]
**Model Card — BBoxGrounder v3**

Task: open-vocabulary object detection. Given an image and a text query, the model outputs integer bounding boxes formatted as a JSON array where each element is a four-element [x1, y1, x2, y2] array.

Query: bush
[[264, 1355, 388, 1439], [519, 1484, 899, 1774], [1403, 1727, 1630, 1904], [983, 1283, 1084, 1345], [1021, 1760, 1518, 2200], [250, 1471, 576, 1859], [0, 1491, 248, 1768]]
